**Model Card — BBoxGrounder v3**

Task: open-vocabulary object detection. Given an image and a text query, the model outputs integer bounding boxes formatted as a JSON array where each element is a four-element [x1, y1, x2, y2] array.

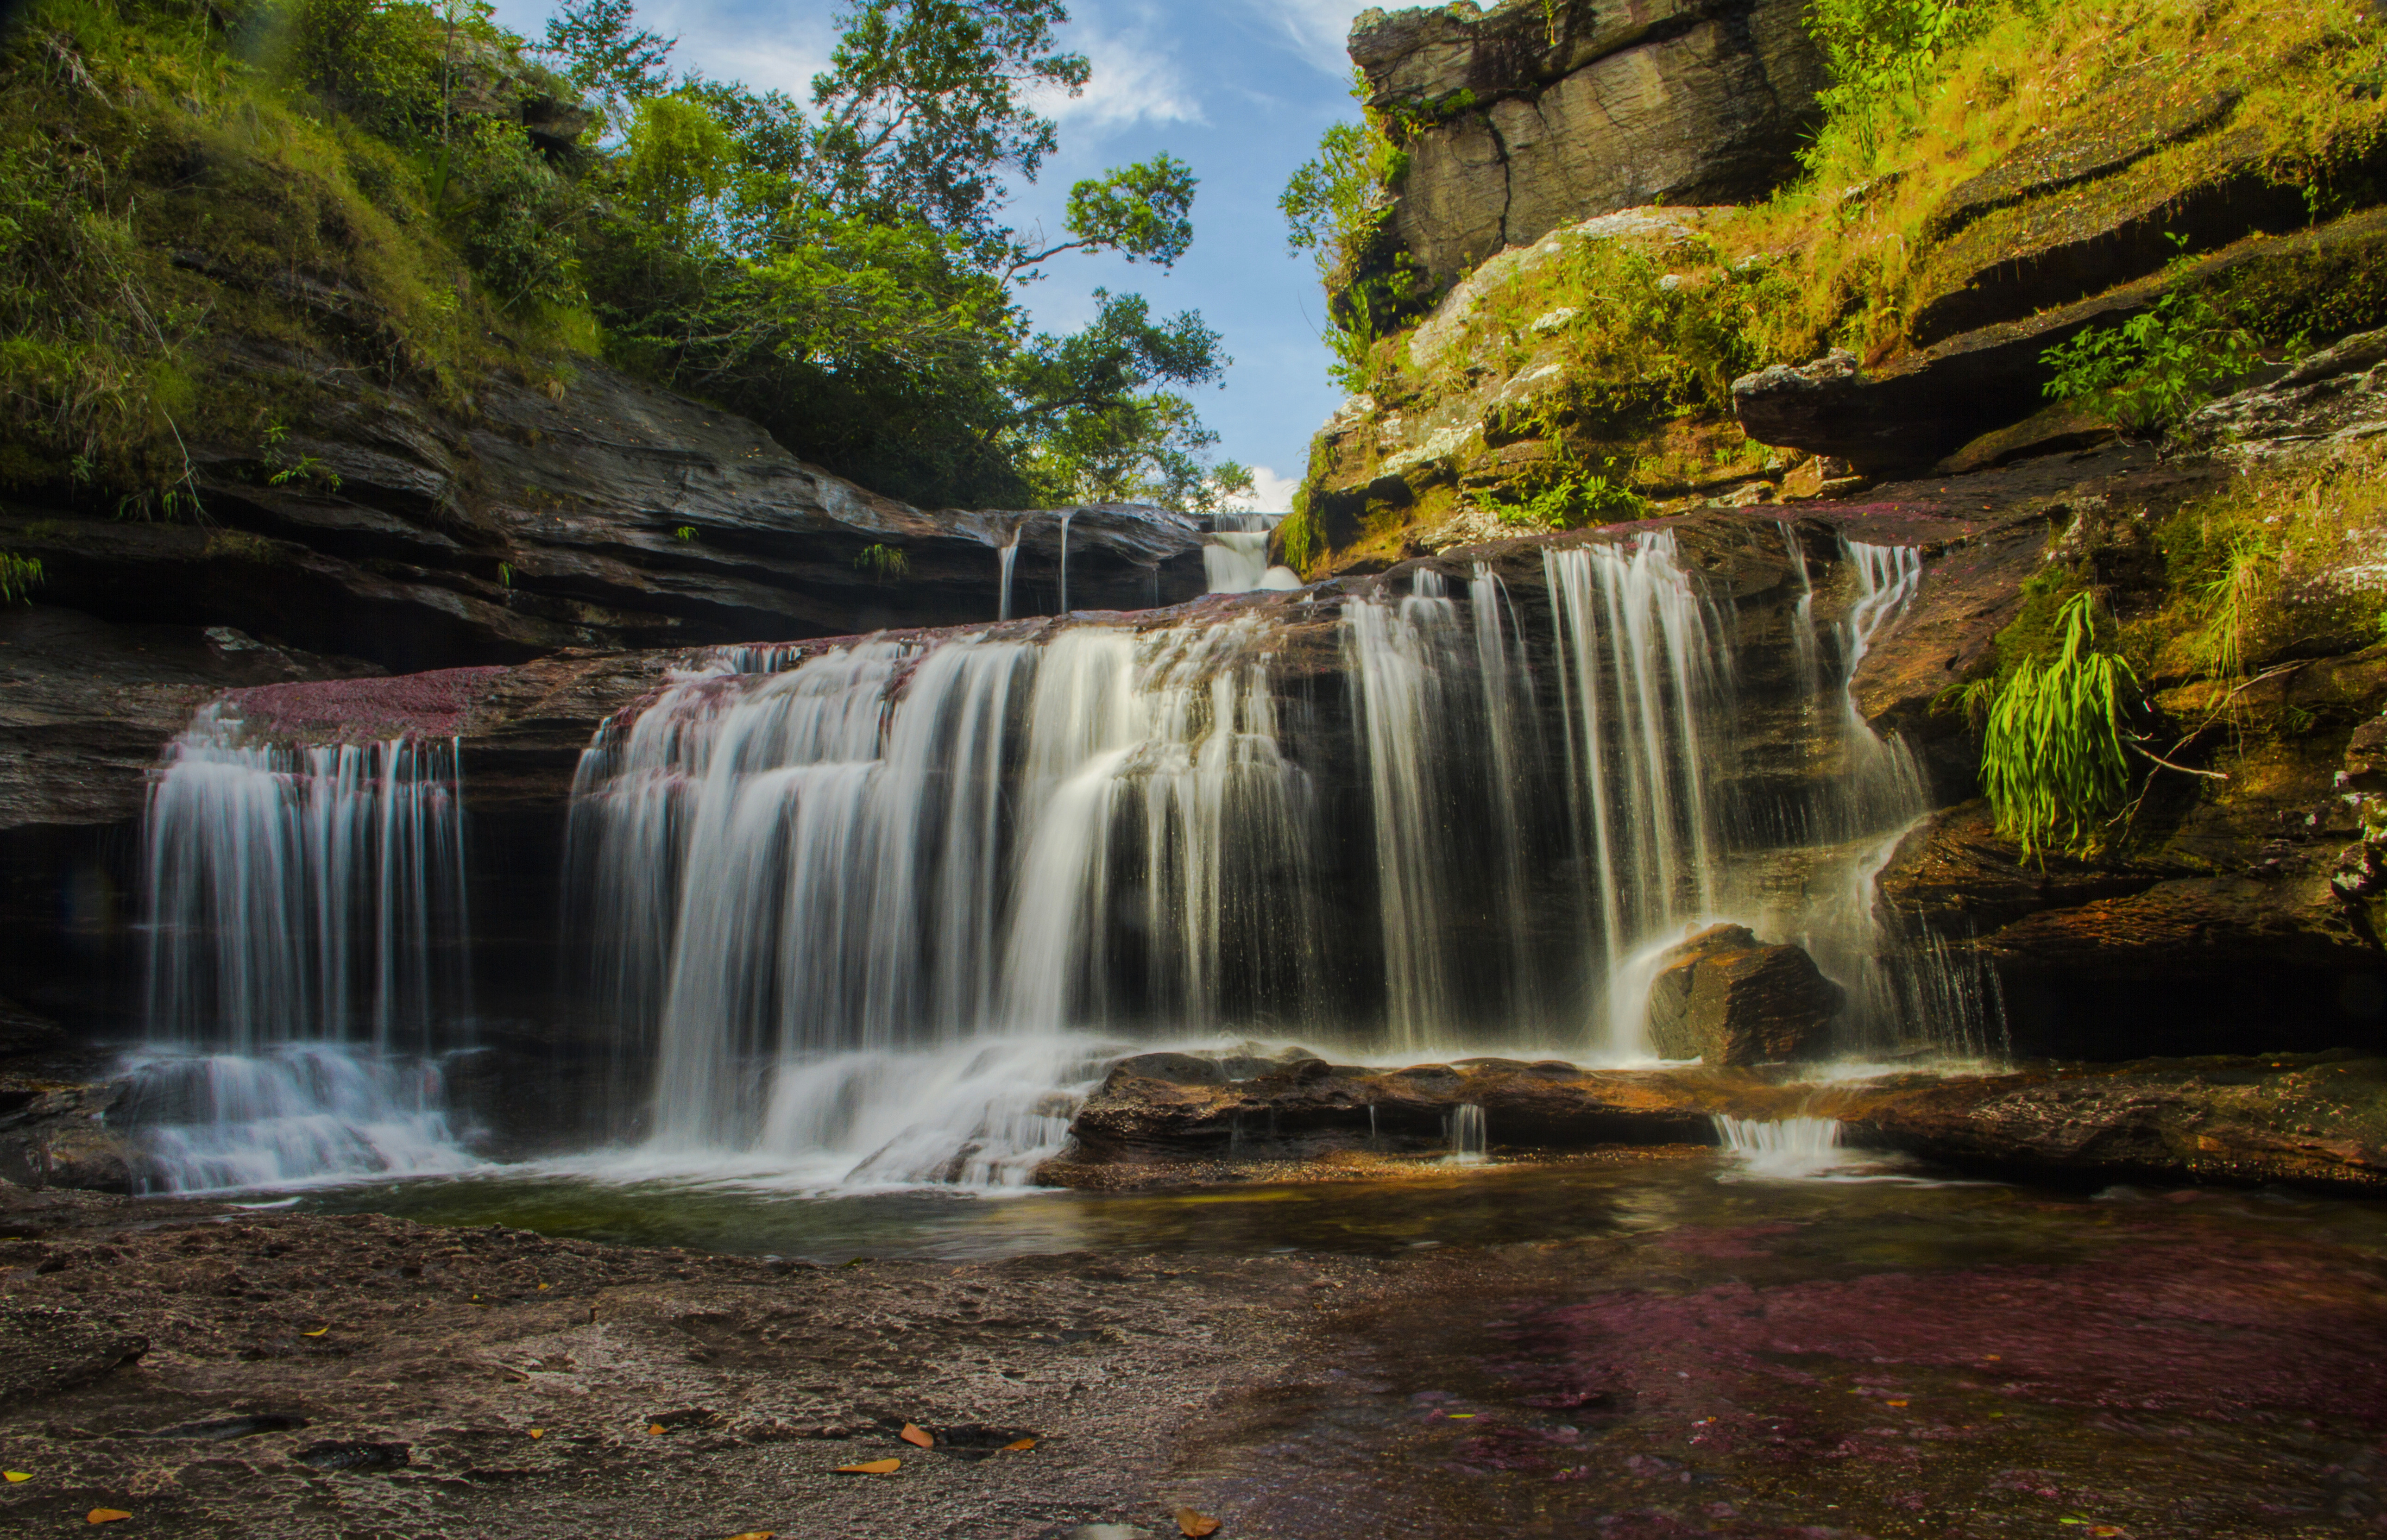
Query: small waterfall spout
[[1713, 1115, 1847, 1178], [1446, 1103, 1488, 1164], [127, 704, 479, 1191], [998, 531, 1022, 621]]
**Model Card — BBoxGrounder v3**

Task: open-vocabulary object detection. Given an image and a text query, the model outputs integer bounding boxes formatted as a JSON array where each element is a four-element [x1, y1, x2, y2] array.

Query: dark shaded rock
[[0, 1304, 147, 1409], [0, 1080, 133, 1194], [1850, 1053, 2387, 1191], [6, 357, 1207, 677], [1353, 0, 1825, 281], [1100, 1053, 1227, 1091], [1734, 207, 2387, 469], [1644, 924, 1842, 1064]]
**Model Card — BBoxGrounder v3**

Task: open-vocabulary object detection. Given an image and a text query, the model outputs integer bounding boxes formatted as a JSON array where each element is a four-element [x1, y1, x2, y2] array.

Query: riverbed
[[0, 1148, 2380, 1537]]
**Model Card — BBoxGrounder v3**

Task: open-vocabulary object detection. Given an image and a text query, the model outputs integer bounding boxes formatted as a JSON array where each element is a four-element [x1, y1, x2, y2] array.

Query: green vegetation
[[0, 553, 44, 605], [0, 0, 1242, 515], [1970, 591, 2141, 858], [1279, 74, 1417, 390], [2042, 289, 2274, 433], [852, 542, 908, 582]]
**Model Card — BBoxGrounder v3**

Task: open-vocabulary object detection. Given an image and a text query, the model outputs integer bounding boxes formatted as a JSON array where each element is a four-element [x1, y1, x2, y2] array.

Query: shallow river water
[[277, 1149, 2387, 1537]]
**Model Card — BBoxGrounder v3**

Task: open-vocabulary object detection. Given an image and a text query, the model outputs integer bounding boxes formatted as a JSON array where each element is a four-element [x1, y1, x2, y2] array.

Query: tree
[[539, 0, 675, 126]]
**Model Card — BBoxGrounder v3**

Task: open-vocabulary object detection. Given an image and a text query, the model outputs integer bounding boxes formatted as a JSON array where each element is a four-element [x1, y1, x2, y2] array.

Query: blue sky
[[486, 0, 1376, 509]]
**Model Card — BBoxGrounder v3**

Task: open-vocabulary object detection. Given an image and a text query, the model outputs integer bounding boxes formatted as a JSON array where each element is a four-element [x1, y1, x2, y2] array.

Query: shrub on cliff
[[0, 0, 1242, 515]]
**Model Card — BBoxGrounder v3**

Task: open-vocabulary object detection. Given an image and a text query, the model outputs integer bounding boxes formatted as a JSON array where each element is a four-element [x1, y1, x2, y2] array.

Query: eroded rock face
[[1644, 924, 1843, 1064], [1354, 0, 1824, 281], [2, 357, 1207, 676]]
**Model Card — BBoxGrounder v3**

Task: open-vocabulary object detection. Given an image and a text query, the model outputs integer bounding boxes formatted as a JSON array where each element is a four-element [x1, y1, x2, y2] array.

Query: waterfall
[[569, 620, 1318, 1173], [1058, 509, 1074, 613], [1539, 534, 1729, 1050], [127, 704, 477, 1192], [1343, 571, 1468, 1045], [999, 531, 1021, 621], [1204, 514, 1302, 594], [1713, 1114, 1849, 1178], [1445, 1104, 1487, 1164]]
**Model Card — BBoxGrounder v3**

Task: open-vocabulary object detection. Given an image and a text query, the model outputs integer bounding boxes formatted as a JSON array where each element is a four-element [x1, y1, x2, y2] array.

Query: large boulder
[[1644, 924, 1843, 1064], [1352, 0, 1825, 282]]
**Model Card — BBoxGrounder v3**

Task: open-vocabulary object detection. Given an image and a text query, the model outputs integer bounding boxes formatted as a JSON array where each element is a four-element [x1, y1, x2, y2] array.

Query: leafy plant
[[1803, 0, 1992, 162], [674, 524, 697, 541], [1969, 591, 2140, 859], [853, 542, 908, 581], [2041, 291, 2272, 434], [261, 425, 343, 491], [0, 552, 45, 606], [1485, 474, 1648, 529]]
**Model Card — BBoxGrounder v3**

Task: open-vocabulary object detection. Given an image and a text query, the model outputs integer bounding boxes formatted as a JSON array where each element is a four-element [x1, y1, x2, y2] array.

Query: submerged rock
[[1644, 924, 1843, 1065]]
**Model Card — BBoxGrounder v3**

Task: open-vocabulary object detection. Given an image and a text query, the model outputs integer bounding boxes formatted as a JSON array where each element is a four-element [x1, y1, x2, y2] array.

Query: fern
[[1973, 591, 2139, 859], [0, 551, 42, 606]]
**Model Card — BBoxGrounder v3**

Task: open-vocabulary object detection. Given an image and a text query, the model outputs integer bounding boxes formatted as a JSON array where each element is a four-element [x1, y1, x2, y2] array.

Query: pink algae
[[223, 667, 512, 743]]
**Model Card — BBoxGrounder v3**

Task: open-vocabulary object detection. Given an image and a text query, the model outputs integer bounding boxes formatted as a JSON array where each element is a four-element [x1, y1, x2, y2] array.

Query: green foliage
[[1278, 497, 1317, 576], [0, 553, 46, 606], [0, 0, 1238, 516], [853, 542, 909, 581], [537, 0, 673, 123], [1803, 0, 1994, 162], [1281, 75, 1415, 390], [2041, 289, 2273, 433], [673, 524, 696, 540], [1971, 590, 2140, 858], [1486, 475, 1648, 530]]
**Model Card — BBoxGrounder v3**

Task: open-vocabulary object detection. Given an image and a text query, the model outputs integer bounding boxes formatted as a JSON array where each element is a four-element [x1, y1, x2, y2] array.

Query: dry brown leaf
[[527, 1429, 544, 1439], [647, 1423, 667, 1436], [1177, 1508, 1221, 1537], [87, 1512, 132, 1526], [1001, 1438, 1036, 1452], [835, 1458, 901, 1475], [302, 1327, 329, 1338], [899, 1423, 933, 1448], [3, 1472, 28, 1483], [723, 1533, 776, 1539]]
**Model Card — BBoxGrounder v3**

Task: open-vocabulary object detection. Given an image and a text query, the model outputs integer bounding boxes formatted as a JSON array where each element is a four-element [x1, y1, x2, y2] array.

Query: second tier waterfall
[[558, 525, 2001, 1179]]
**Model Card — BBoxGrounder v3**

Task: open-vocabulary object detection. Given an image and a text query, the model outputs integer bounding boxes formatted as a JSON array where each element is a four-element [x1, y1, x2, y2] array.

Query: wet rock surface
[[1644, 924, 1843, 1065], [1852, 1052, 2387, 1191]]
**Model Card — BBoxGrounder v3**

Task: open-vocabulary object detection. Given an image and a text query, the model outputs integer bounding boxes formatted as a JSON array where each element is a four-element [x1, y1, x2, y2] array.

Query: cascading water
[[560, 523, 2006, 1189], [1204, 513, 1303, 594], [998, 530, 1022, 621], [126, 704, 479, 1192], [566, 618, 1319, 1179]]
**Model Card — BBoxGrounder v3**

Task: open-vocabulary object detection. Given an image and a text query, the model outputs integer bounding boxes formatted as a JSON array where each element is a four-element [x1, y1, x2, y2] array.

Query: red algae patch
[[221, 667, 512, 743]]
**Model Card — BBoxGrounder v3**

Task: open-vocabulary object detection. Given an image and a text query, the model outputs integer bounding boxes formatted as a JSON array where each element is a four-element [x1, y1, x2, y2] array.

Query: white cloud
[[648, 0, 837, 100], [1226, 465, 1303, 513], [1242, 0, 1374, 75], [1035, 20, 1206, 132]]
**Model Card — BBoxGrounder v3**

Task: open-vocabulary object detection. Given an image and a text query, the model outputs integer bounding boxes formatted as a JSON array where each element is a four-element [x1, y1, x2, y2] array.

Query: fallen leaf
[[302, 1327, 329, 1338], [1444, 1413, 1474, 1419], [647, 1424, 667, 1436], [835, 1458, 900, 1475], [1886, 1400, 1908, 1408], [527, 1429, 544, 1439], [537, 1283, 551, 1291], [2091, 1529, 2123, 1537], [3, 1472, 27, 1483], [723, 1533, 776, 1540], [1001, 1438, 1036, 1452], [1177, 1508, 1221, 1537], [899, 1423, 933, 1448], [88, 1512, 132, 1526]]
